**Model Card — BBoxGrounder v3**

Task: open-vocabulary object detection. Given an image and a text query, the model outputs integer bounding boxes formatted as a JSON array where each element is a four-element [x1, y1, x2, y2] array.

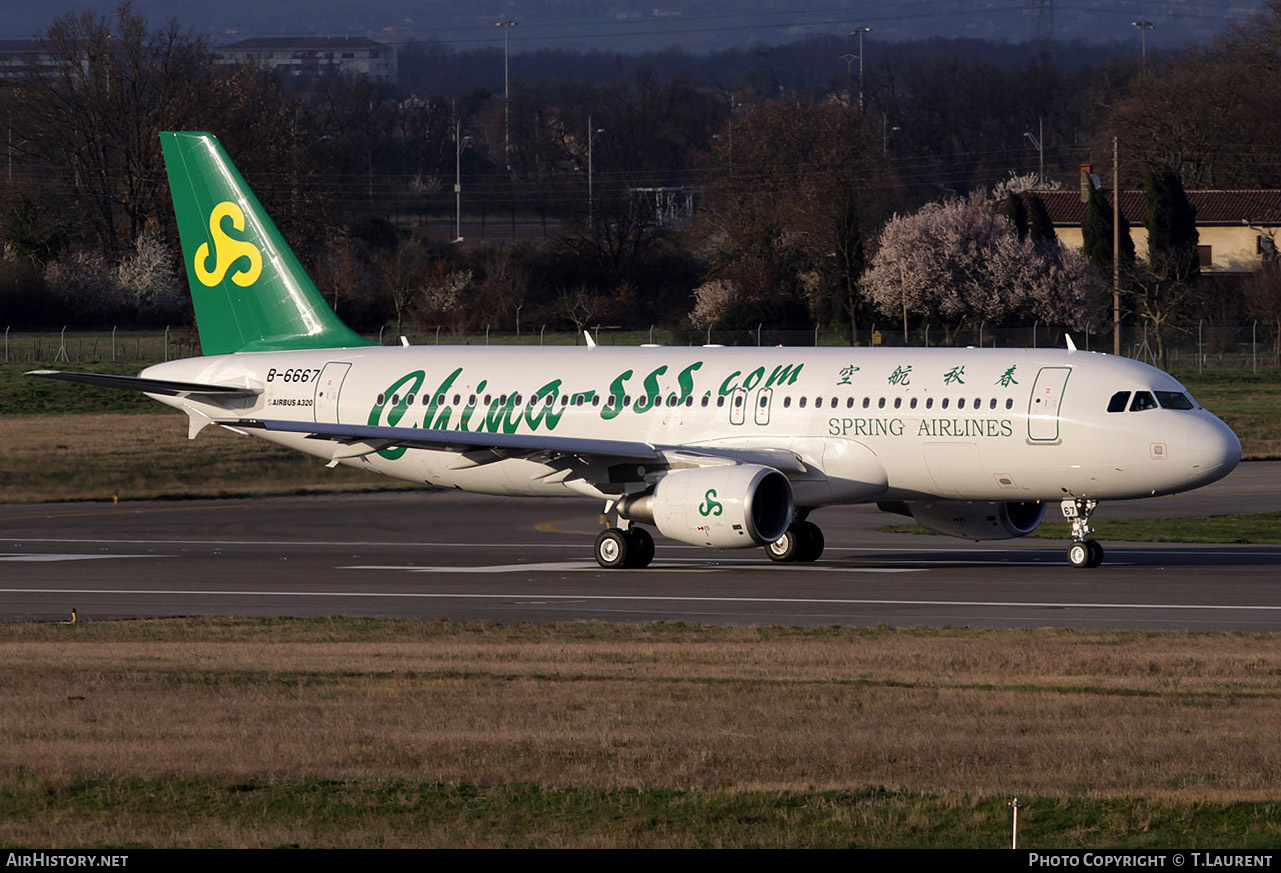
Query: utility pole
[[1113, 135, 1121, 356], [850, 27, 871, 112], [496, 20, 518, 172]]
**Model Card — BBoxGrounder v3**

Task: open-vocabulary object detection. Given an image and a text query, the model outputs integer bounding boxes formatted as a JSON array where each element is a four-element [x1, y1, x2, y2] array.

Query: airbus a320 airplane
[[31, 132, 1242, 569]]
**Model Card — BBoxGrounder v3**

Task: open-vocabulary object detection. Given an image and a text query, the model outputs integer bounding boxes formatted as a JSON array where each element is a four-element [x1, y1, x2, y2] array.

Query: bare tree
[[376, 239, 429, 339], [11, 5, 215, 256], [1243, 255, 1281, 366], [556, 286, 602, 337]]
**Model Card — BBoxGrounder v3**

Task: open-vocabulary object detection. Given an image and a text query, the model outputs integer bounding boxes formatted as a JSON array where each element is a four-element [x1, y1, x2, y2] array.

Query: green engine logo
[[698, 489, 723, 517]]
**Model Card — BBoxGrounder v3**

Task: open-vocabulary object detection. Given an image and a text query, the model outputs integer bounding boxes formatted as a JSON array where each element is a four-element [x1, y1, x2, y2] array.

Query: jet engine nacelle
[[620, 465, 793, 549], [881, 499, 1045, 540]]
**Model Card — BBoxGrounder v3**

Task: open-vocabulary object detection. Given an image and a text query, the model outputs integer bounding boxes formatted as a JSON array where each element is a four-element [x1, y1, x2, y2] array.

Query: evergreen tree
[[1024, 193, 1057, 245], [1080, 183, 1135, 277], [1144, 168, 1200, 284], [1004, 192, 1029, 242]]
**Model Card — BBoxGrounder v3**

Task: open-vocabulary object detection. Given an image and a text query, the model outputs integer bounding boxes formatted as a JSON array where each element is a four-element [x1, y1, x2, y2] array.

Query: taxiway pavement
[[3, 461, 1280, 630]]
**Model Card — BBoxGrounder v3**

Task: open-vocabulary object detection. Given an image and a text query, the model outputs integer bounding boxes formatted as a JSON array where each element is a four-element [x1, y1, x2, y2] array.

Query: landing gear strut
[[1062, 498, 1104, 568], [766, 518, 825, 563]]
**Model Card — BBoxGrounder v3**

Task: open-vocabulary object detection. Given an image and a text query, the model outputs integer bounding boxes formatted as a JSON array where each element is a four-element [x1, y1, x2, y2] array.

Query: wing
[[227, 417, 662, 461], [219, 417, 810, 474], [27, 370, 262, 399]]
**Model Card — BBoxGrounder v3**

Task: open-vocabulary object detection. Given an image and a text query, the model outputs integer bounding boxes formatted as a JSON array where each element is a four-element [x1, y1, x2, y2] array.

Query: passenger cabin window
[[1130, 391, 1158, 412]]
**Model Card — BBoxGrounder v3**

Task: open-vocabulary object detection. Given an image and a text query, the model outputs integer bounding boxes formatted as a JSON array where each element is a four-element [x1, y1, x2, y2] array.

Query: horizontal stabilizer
[[27, 370, 262, 398]]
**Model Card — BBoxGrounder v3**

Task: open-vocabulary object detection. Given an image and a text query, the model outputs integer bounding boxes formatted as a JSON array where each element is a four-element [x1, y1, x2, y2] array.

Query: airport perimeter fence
[[5, 321, 1279, 373]]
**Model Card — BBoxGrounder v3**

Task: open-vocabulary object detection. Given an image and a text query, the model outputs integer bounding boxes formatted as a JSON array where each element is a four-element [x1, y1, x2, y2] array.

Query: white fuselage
[[142, 344, 1241, 507]]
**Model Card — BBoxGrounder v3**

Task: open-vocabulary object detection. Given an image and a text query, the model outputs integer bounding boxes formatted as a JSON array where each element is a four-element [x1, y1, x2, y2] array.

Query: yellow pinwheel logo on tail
[[194, 201, 263, 288]]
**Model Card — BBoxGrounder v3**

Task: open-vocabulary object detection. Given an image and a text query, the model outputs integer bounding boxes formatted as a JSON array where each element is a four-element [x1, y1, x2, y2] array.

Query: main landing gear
[[1062, 498, 1105, 568], [594, 525, 655, 569], [766, 517, 825, 563]]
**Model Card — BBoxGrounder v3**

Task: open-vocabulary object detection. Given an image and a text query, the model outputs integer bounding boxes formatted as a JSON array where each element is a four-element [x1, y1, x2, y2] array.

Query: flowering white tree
[[863, 191, 1101, 342], [688, 278, 738, 328], [117, 233, 183, 321], [45, 250, 127, 323]]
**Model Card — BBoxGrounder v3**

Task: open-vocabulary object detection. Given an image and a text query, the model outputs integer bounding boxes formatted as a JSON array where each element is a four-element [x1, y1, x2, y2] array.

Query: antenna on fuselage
[[1064, 334, 1078, 352], [584, 330, 597, 350]]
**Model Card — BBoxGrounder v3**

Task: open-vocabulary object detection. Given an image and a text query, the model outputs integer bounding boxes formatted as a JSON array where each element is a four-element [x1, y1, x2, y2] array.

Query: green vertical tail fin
[[161, 131, 374, 355]]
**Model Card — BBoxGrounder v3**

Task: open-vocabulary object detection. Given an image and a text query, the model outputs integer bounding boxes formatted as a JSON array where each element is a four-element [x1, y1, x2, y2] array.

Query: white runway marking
[[0, 554, 161, 563], [341, 562, 922, 574], [13, 537, 1281, 560], [3, 587, 1281, 613]]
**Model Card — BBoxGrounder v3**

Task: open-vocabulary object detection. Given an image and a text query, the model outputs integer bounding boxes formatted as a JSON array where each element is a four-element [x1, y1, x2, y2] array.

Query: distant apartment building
[[216, 37, 396, 82], [0, 40, 53, 81]]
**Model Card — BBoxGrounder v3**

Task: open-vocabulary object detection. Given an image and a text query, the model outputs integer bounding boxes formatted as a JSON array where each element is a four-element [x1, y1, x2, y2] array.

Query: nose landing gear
[[1062, 498, 1104, 568]]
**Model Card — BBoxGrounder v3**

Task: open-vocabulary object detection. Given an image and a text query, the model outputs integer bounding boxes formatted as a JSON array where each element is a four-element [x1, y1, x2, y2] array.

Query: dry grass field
[[0, 413, 425, 503], [1, 619, 1279, 847]]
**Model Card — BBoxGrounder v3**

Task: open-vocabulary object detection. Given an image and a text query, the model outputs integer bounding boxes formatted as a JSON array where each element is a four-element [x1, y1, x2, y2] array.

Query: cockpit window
[[1107, 391, 1130, 413], [1130, 391, 1158, 412], [1155, 391, 1195, 410]]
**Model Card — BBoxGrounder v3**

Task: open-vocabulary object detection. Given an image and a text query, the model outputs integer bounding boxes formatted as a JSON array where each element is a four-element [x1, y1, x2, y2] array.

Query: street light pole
[[455, 119, 471, 242], [850, 27, 871, 112], [1023, 117, 1044, 187], [496, 20, 518, 172], [1131, 20, 1154, 75], [840, 53, 856, 105], [588, 116, 604, 224]]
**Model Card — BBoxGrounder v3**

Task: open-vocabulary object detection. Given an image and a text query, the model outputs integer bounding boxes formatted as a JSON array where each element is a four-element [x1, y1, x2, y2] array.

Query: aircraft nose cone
[[1187, 414, 1241, 487]]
